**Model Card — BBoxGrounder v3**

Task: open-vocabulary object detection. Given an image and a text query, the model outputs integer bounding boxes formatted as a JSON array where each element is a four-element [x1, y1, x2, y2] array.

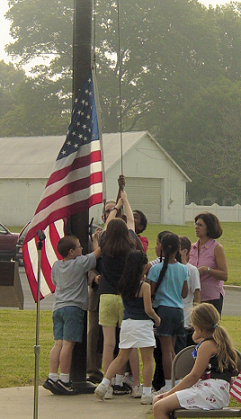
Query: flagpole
[[70, 0, 95, 393], [33, 231, 46, 419]]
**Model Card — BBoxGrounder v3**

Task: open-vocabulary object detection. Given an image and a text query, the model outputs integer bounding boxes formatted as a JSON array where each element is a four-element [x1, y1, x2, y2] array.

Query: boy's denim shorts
[[155, 305, 185, 338], [53, 306, 85, 343]]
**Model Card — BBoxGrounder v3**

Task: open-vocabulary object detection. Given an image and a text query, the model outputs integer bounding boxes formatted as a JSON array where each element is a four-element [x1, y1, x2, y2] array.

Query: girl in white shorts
[[153, 303, 237, 419], [95, 250, 160, 405]]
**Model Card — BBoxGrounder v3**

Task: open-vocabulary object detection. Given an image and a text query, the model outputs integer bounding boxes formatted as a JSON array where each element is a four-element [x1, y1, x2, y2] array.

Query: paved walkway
[[0, 385, 152, 419]]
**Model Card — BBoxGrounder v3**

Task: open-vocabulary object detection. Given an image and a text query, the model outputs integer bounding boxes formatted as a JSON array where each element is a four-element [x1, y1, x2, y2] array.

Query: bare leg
[[139, 347, 154, 387], [102, 326, 116, 374], [159, 336, 176, 379], [105, 349, 132, 381], [59, 340, 75, 374], [129, 348, 140, 386], [49, 340, 63, 373], [153, 393, 181, 419]]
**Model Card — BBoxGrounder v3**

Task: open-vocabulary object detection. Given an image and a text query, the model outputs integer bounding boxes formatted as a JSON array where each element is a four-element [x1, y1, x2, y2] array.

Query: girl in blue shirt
[[148, 233, 188, 393]]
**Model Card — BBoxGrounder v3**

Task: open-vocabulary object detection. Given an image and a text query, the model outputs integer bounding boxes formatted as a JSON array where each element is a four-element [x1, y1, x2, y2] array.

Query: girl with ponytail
[[147, 233, 188, 393], [153, 303, 237, 419]]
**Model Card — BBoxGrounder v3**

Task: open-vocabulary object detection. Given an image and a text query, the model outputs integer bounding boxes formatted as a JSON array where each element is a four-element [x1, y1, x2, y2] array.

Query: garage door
[[125, 177, 162, 224]]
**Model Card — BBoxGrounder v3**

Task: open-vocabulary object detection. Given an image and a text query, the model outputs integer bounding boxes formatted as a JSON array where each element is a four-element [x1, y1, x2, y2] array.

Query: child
[[94, 250, 161, 405], [98, 190, 137, 398], [175, 236, 201, 351], [43, 235, 101, 395], [147, 230, 171, 392], [148, 233, 188, 393], [153, 303, 237, 419], [146, 231, 171, 273], [133, 209, 149, 253]]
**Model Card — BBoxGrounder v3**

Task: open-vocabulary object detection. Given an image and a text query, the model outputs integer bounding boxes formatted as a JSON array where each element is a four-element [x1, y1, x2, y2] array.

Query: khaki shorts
[[99, 294, 123, 327]]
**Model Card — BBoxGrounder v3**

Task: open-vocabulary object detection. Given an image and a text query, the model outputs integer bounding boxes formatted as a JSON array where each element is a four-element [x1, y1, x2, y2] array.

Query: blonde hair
[[191, 303, 237, 372]]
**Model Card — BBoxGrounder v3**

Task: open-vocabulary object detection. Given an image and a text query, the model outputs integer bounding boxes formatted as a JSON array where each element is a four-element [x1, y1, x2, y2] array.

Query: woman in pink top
[[188, 213, 228, 315]]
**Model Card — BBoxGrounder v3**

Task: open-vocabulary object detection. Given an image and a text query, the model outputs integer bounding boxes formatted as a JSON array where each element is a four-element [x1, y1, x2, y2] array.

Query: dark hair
[[57, 235, 79, 258], [179, 235, 191, 254], [153, 233, 180, 296], [195, 212, 222, 239], [133, 210, 148, 233], [156, 230, 171, 262], [103, 218, 134, 257], [157, 230, 171, 243], [118, 250, 148, 299]]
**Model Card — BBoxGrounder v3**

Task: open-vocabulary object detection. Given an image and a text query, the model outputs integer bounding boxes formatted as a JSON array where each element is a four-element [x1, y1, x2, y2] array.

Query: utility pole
[[70, 0, 95, 393]]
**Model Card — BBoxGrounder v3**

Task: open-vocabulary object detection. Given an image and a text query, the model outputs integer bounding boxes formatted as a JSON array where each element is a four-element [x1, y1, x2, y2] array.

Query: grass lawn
[[0, 310, 241, 389]]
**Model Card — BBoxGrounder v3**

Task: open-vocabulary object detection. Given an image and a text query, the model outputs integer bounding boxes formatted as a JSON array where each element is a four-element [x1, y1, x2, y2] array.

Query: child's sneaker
[[43, 378, 62, 395], [141, 393, 154, 405], [123, 373, 134, 389], [152, 385, 168, 396], [94, 383, 108, 400], [104, 385, 114, 399], [113, 383, 131, 395], [132, 384, 143, 398], [53, 379, 78, 395]]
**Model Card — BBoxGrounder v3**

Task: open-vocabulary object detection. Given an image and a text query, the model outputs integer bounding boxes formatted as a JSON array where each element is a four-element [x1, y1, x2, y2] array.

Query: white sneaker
[[123, 373, 134, 389], [132, 384, 142, 398], [152, 385, 168, 396], [141, 393, 153, 405], [94, 383, 108, 400], [104, 385, 113, 399]]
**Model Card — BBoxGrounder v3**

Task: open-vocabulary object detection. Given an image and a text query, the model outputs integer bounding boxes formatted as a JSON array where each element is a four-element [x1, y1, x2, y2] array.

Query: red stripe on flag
[[36, 171, 102, 214], [25, 191, 102, 245], [47, 150, 102, 186]]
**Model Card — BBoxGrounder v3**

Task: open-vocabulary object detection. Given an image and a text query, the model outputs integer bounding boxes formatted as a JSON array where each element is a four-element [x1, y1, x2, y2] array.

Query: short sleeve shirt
[[148, 262, 189, 308]]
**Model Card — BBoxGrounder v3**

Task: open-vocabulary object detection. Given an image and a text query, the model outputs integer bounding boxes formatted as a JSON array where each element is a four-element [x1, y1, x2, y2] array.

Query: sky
[[0, 0, 233, 64]]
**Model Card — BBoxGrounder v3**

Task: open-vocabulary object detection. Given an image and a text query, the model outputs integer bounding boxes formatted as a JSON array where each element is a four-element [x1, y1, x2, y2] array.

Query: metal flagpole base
[[72, 380, 96, 394]]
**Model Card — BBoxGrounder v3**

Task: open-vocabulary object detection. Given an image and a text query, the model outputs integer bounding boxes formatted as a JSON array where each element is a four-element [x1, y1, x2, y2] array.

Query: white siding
[[125, 178, 162, 223], [0, 179, 46, 226]]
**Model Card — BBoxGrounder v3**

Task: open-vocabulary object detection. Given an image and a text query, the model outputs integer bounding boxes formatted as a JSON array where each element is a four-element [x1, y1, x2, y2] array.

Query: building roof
[[0, 132, 191, 181]]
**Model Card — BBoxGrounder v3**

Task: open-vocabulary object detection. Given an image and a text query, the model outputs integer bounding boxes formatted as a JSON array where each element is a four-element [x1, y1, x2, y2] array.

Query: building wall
[[0, 134, 187, 227], [0, 179, 46, 226], [90, 135, 187, 225]]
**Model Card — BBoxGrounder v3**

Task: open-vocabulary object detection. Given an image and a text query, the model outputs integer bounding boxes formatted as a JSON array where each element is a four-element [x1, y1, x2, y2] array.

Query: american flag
[[230, 373, 241, 403], [23, 71, 103, 302]]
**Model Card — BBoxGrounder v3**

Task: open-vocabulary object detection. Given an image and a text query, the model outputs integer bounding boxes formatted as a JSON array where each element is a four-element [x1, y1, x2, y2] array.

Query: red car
[[0, 223, 19, 261]]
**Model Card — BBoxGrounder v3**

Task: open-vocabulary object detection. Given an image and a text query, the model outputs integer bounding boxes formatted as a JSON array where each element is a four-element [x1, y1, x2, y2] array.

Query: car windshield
[[0, 224, 8, 234]]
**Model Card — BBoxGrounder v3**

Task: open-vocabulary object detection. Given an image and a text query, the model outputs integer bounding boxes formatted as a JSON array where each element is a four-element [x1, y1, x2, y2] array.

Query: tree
[[161, 77, 241, 203], [3, 0, 241, 202], [0, 61, 70, 136]]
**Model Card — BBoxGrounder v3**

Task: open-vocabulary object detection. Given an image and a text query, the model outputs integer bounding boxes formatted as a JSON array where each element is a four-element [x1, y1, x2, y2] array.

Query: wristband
[[206, 267, 210, 273], [112, 206, 118, 212]]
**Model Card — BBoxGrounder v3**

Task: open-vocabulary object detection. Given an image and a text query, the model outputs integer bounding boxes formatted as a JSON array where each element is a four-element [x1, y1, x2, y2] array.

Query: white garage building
[[0, 132, 191, 226]]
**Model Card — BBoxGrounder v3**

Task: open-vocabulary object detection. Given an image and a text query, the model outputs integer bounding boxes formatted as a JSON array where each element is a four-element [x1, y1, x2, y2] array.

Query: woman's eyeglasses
[[194, 222, 205, 228]]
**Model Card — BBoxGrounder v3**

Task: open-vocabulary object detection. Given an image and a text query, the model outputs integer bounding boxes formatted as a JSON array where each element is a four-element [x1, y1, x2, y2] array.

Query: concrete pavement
[[0, 385, 152, 419]]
